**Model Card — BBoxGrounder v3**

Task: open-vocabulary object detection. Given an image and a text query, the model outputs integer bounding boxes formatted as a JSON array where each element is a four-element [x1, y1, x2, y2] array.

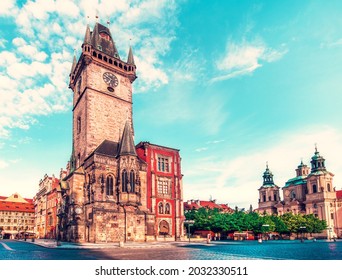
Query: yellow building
[[0, 193, 35, 239]]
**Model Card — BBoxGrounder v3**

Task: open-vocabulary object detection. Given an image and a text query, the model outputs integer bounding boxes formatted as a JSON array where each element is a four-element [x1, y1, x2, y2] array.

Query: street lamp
[[328, 227, 332, 240], [299, 226, 306, 242], [184, 220, 194, 243], [262, 224, 269, 241]]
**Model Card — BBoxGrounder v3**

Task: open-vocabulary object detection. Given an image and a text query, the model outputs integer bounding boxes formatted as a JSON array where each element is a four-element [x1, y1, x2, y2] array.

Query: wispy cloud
[[184, 125, 342, 208], [211, 39, 287, 82]]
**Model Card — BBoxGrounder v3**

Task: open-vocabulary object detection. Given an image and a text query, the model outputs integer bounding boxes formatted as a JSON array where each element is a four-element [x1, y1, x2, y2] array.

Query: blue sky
[[1, 0, 342, 209]]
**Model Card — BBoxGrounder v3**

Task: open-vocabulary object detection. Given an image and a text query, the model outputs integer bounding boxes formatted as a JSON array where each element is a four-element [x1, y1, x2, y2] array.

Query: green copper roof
[[284, 175, 307, 188]]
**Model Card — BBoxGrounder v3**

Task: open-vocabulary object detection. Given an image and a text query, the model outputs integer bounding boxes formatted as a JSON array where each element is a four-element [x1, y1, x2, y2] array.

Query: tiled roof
[[184, 200, 233, 212], [337, 190, 342, 199], [0, 200, 34, 212], [93, 140, 119, 157]]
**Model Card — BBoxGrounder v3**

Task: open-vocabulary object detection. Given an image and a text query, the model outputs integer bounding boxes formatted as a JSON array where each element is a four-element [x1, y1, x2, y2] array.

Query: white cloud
[[211, 39, 287, 82], [0, 160, 8, 169], [0, 0, 18, 17], [0, 51, 18, 66], [55, 0, 80, 17]]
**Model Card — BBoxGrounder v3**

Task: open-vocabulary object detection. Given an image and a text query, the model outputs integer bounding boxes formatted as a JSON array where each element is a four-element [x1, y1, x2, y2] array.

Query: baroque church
[[57, 22, 184, 243], [256, 147, 342, 238]]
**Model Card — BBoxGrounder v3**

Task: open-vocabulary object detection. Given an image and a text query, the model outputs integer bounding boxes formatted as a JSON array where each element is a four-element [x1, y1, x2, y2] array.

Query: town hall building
[[57, 22, 184, 243]]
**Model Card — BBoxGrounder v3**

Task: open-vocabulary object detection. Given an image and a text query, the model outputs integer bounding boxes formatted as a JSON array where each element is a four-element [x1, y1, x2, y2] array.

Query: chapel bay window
[[122, 170, 128, 192], [106, 175, 114, 196], [129, 170, 135, 192]]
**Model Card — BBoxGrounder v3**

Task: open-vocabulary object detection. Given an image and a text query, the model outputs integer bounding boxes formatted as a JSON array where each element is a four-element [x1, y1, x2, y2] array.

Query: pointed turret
[[127, 45, 135, 65], [118, 121, 137, 156], [83, 24, 91, 45]]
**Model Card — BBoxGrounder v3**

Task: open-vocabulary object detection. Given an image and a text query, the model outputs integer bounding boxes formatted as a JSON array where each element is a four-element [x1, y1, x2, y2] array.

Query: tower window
[[77, 76, 82, 95], [77, 116, 81, 134], [122, 170, 128, 192], [312, 184, 317, 193], [129, 170, 135, 192], [327, 183, 331, 192], [106, 175, 114, 196]]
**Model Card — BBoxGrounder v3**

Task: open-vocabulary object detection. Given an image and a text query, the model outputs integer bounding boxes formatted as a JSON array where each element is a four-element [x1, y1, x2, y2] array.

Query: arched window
[[312, 184, 317, 193], [77, 116, 81, 134], [158, 202, 164, 214], [291, 190, 296, 199], [122, 170, 128, 192], [129, 170, 135, 192], [165, 203, 170, 214], [263, 194, 266, 202], [106, 175, 114, 196], [159, 220, 169, 235], [327, 183, 331, 192]]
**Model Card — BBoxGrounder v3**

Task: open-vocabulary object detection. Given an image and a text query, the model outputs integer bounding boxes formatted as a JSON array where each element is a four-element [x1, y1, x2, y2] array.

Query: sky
[[1, 0, 342, 210]]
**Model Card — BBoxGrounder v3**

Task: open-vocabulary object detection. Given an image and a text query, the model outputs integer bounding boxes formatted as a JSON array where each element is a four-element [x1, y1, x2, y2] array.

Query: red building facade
[[136, 142, 184, 240]]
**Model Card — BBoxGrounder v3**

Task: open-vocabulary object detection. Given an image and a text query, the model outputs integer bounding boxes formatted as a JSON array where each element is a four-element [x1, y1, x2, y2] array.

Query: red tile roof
[[0, 201, 34, 212], [184, 200, 233, 212], [336, 190, 342, 199]]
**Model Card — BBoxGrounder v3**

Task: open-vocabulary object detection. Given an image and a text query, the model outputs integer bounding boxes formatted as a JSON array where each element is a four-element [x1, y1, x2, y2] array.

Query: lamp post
[[184, 220, 194, 243], [328, 227, 332, 240], [299, 226, 306, 242], [262, 224, 269, 241]]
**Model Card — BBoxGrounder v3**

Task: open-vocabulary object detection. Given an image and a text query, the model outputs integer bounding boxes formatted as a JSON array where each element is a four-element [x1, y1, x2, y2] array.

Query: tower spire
[[83, 24, 91, 45], [118, 121, 137, 156], [127, 44, 135, 65]]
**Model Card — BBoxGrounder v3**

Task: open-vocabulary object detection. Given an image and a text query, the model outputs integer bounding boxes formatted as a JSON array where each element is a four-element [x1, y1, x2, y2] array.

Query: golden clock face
[[75, 207, 83, 215], [103, 72, 119, 88]]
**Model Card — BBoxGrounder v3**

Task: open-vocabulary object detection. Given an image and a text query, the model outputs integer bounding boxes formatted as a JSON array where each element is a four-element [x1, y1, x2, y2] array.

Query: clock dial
[[75, 207, 83, 214], [103, 72, 119, 88]]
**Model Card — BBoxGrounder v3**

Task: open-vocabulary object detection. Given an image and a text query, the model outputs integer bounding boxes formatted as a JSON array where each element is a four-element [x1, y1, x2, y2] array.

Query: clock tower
[[69, 22, 137, 166], [58, 22, 184, 243]]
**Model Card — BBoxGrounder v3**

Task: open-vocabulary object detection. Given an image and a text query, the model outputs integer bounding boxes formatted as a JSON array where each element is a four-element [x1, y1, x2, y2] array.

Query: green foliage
[[185, 208, 327, 236]]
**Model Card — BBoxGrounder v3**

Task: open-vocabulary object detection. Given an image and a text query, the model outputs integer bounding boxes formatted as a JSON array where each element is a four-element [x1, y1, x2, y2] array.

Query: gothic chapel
[[58, 22, 184, 243]]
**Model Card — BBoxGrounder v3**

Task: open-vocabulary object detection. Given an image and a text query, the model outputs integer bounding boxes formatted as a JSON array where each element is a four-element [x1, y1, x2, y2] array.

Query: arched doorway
[[159, 220, 169, 236]]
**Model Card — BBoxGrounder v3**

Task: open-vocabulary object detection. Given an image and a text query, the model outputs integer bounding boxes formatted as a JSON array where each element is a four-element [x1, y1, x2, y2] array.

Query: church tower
[[257, 163, 280, 214], [305, 146, 336, 238], [69, 22, 137, 167], [58, 22, 156, 243]]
